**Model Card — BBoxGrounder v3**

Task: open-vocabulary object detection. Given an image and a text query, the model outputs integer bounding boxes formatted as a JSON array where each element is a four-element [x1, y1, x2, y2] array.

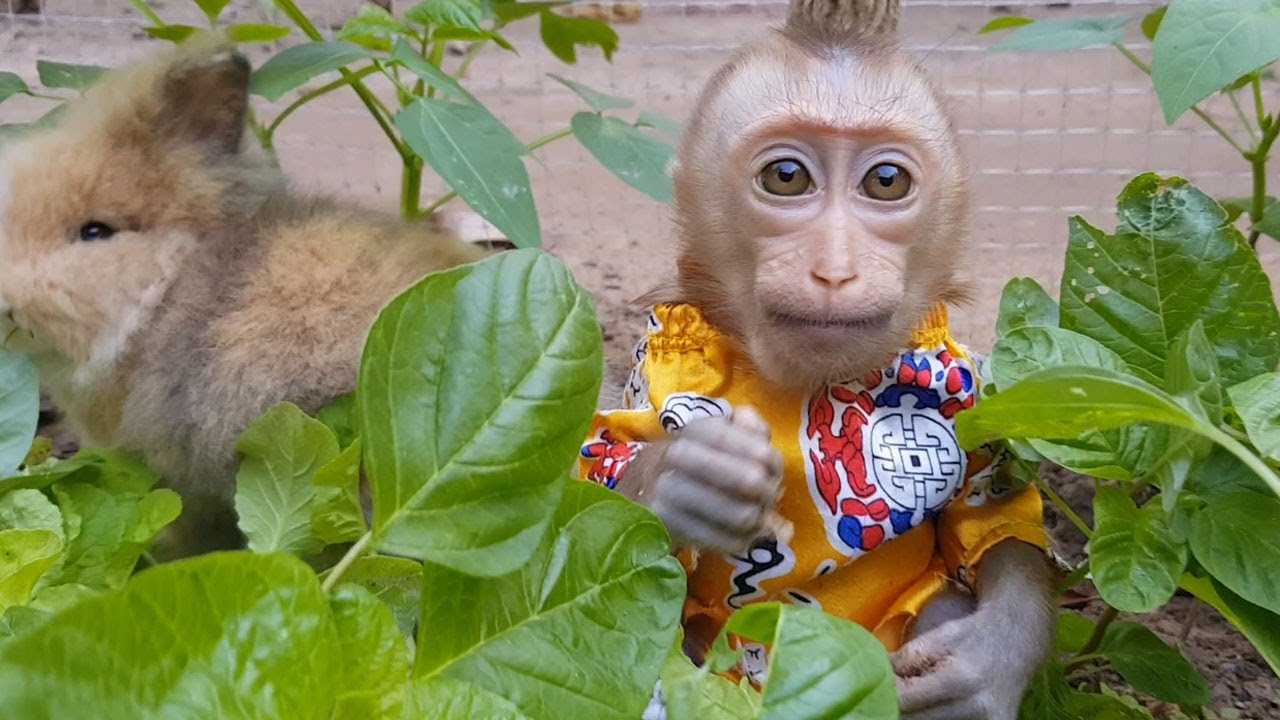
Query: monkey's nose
[[809, 266, 858, 291]]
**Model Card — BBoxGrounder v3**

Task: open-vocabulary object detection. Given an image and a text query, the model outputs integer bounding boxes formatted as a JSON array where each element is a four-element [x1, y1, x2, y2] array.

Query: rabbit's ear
[[158, 50, 251, 156]]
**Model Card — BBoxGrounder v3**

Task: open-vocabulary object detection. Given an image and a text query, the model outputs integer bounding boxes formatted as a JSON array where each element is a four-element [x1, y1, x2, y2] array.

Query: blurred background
[[2, 0, 1276, 380]]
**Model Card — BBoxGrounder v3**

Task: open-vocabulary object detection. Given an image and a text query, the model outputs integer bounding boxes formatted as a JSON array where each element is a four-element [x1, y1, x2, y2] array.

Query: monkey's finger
[[660, 505, 756, 555], [894, 663, 975, 713], [659, 478, 768, 535], [663, 439, 782, 503], [729, 406, 772, 440]]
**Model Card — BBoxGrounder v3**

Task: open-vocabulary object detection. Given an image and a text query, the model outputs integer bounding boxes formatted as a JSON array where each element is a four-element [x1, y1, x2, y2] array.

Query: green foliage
[[989, 15, 1135, 52], [249, 41, 374, 101], [357, 249, 597, 573], [0, 351, 39, 477], [35, 60, 107, 91], [1098, 622, 1211, 704], [570, 112, 675, 202]]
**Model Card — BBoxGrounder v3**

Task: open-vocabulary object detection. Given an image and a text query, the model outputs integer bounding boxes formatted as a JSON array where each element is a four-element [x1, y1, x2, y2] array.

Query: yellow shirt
[[578, 303, 1046, 669]]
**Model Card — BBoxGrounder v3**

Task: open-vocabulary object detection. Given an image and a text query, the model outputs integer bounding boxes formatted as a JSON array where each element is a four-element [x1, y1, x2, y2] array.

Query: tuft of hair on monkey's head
[[662, 0, 971, 391]]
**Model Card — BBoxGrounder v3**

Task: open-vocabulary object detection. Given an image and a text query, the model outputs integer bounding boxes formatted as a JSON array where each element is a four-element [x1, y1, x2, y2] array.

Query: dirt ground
[[2, 0, 1279, 716]]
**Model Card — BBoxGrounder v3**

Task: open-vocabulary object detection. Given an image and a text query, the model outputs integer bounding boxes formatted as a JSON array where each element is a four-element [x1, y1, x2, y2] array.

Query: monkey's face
[[672, 35, 967, 389]]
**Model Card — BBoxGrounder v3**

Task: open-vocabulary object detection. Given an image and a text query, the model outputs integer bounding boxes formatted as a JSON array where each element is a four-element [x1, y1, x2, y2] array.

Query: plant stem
[[320, 531, 373, 594], [1178, 598, 1203, 647], [1113, 42, 1248, 156], [402, 158, 424, 219], [27, 92, 66, 102], [1246, 85, 1280, 248], [454, 41, 487, 80], [128, 0, 165, 26], [1063, 653, 1106, 675], [1254, 75, 1267, 130], [1078, 605, 1120, 657], [426, 40, 447, 99], [1229, 90, 1259, 143], [270, 0, 412, 163], [1034, 475, 1093, 539], [266, 65, 381, 137], [418, 127, 575, 217], [1057, 562, 1090, 594], [1206, 425, 1280, 498]]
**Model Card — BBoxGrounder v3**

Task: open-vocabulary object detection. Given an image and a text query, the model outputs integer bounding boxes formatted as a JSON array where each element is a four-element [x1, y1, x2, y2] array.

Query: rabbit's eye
[[78, 222, 116, 242]]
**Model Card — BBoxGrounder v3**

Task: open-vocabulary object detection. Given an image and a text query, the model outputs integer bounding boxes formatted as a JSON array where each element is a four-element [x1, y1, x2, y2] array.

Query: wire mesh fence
[[2, 0, 1276, 356]]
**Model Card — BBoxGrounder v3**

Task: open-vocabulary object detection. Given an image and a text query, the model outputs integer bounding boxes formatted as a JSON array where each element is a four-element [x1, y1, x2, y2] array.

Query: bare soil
[[4, 1, 1279, 715]]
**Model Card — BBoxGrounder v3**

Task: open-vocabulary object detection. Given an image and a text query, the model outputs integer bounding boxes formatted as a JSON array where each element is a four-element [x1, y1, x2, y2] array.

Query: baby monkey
[[579, 0, 1055, 717]]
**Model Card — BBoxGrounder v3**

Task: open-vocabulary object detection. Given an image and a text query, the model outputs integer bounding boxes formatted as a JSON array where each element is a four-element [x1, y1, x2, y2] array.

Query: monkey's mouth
[[765, 309, 894, 336]]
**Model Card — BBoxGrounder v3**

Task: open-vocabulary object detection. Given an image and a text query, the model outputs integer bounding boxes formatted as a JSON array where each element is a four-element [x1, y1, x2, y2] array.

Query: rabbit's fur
[[0, 44, 486, 556]]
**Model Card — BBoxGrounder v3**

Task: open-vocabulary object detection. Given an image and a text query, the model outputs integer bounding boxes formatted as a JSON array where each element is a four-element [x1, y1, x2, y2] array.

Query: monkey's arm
[[892, 539, 1054, 720]]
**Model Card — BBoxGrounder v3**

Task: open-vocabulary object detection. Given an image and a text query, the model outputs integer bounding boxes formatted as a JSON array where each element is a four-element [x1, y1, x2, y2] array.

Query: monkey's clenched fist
[[622, 408, 784, 554]]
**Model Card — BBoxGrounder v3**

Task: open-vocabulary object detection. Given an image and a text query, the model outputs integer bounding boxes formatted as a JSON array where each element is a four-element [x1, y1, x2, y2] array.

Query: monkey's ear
[[158, 50, 251, 156]]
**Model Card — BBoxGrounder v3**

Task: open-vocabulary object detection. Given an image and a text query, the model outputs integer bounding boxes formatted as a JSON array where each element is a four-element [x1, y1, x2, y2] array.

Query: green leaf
[[0, 72, 31, 104], [397, 98, 540, 249], [1252, 200, 1280, 240], [1090, 486, 1187, 613], [328, 555, 423, 639], [403, 678, 531, 719], [143, 25, 201, 43], [36, 60, 107, 91], [990, 15, 1135, 52], [1165, 321, 1223, 423], [406, 0, 485, 32], [53, 485, 181, 589], [635, 110, 683, 140], [539, 10, 619, 63], [1060, 175, 1280, 388], [339, 3, 412, 42], [662, 635, 762, 720], [1141, 6, 1166, 40], [548, 73, 633, 112], [955, 366, 1207, 451], [330, 585, 410, 720], [1187, 444, 1272, 503], [0, 552, 343, 719], [415, 482, 684, 719], [0, 350, 40, 476], [234, 402, 338, 556], [1055, 612, 1094, 653], [978, 16, 1032, 34], [0, 488, 63, 539], [995, 277, 1059, 339], [390, 39, 480, 105], [492, 0, 567, 24], [571, 111, 675, 203], [225, 23, 292, 43], [1152, 0, 1280, 123], [311, 439, 367, 546], [724, 603, 898, 719], [1228, 373, 1280, 462], [315, 392, 357, 448], [359, 250, 600, 572], [1099, 621, 1211, 704], [1190, 490, 1280, 615], [248, 41, 373, 102], [0, 530, 62, 613], [193, 0, 230, 22], [1020, 662, 1154, 719], [1209, 578, 1280, 676]]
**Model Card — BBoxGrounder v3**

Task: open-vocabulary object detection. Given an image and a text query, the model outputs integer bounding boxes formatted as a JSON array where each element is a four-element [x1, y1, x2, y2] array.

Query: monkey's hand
[[892, 541, 1054, 720], [624, 407, 784, 555]]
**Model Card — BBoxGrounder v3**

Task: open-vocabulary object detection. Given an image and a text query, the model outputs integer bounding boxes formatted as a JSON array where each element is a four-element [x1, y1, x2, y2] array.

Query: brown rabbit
[[0, 43, 487, 557]]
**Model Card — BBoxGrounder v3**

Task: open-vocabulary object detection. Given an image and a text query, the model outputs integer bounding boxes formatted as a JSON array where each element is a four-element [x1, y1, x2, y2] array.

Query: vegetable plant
[[0, 0, 680, 248], [977, 1, 1280, 715], [0, 249, 901, 719]]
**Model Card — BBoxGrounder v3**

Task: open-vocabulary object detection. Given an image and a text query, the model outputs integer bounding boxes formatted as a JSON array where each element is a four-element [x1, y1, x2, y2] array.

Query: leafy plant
[[0, 249, 902, 718], [967, 1, 1280, 713], [0, 0, 680, 248]]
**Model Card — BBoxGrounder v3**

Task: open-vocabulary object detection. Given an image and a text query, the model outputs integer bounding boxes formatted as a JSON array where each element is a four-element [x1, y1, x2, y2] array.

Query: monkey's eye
[[758, 159, 813, 196], [861, 163, 913, 201], [77, 221, 116, 242]]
